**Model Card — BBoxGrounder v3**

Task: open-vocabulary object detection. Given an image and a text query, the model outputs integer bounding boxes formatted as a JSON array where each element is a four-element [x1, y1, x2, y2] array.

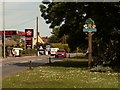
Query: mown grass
[[2, 59, 119, 88]]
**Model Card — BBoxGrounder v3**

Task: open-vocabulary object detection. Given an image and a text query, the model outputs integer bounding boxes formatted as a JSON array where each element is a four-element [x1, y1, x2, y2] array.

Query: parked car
[[50, 48, 59, 56], [38, 46, 45, 55], [12, 48, 23, 57], [39, 49, 45, 55], [55, 49, 66, 58]]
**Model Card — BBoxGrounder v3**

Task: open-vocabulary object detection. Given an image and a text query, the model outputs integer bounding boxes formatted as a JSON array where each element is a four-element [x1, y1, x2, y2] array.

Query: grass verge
[[2, 59, 119, 88]]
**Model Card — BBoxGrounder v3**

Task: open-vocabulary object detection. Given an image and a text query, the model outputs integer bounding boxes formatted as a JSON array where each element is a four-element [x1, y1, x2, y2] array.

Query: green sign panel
[[85, 18, 95, 25], [83, 28, 97, 32], [83, 18, 97, 32]]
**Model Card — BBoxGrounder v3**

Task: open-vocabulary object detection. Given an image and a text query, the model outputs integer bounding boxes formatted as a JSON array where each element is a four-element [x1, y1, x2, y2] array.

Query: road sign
[[26, 38, 33, 49], [90, 28, 97, 32], [83, 18, 97, 69], [83, 28, 89, 32], [25, 29, 34, 37], [83, 18, 97, 32], [83, 28, 97, 32], [85, 18, 95, 25]]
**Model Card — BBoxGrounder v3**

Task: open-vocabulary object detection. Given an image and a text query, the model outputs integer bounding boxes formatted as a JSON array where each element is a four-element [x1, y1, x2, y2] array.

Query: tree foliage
[[40, 2, 120, 66], [48, 27, 60, 43]]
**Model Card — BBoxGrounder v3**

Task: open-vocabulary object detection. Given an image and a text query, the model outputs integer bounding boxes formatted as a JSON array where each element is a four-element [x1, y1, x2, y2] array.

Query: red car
[[55, 49, 66, 58]]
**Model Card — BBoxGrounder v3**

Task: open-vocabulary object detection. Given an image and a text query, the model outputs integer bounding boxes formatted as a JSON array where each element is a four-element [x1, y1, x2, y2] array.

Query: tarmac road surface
[[2, 55, 50, 78], [2, 53, 84, 78]]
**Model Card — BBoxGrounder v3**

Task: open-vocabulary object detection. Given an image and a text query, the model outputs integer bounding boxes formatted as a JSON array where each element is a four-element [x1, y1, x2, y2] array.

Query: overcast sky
[[0, 2, 52, 37]]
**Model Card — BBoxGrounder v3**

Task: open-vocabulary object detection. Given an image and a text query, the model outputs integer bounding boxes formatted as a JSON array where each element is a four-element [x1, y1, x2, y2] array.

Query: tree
[[40, 2, 89, 50], [40, 2, 120, 66], [48, 27, 60, 43]]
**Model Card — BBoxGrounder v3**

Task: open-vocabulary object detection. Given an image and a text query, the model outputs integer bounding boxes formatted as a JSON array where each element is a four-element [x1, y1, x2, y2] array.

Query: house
[[41, 37, 49, 43], [33, 35, 44, 46]]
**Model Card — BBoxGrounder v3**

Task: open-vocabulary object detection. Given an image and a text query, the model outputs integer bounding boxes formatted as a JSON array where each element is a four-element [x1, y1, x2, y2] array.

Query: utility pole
[[36, 16, 39, 56]]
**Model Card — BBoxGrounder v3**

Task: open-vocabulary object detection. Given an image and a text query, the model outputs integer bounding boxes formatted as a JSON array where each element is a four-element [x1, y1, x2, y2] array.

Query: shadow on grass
[[69, 56, 88, 59], [46, 60, 88, 68], [12, 62, 45, 67]]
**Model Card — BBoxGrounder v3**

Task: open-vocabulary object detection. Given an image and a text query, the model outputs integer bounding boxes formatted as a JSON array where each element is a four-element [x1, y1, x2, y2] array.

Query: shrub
[[20, 49, 36, 56]]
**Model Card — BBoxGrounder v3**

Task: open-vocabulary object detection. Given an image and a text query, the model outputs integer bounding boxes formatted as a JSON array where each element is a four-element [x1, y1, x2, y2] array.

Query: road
[[2, 55, 51, 78], [2, 53, 84, 78]]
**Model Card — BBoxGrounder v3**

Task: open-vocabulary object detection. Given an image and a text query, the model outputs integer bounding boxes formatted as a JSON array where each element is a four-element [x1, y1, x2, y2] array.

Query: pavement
[[1, 55, 45, 62], [1, 53, 86, 61]]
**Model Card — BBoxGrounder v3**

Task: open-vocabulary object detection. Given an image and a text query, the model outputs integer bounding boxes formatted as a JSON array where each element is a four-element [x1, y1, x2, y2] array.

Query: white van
[[50, 48, 59, 56], [12, 48, 23, 56]]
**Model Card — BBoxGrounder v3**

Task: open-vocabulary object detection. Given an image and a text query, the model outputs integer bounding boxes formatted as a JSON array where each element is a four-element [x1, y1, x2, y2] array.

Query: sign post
[[88, 32, 92, 68], [83, 18, 97, 69]]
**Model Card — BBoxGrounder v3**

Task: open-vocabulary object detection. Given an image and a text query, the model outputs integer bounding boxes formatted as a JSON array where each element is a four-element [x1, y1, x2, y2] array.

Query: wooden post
[[49, 56, 51, 63], [29, 61, 32, 70], [83, 18, 96, 69], [68, 54, 70, 58], [88, 32, 92, 69]]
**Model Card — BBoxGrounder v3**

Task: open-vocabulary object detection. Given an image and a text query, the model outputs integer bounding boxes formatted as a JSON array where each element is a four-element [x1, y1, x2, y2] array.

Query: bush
[[20, 49, 36, 56]]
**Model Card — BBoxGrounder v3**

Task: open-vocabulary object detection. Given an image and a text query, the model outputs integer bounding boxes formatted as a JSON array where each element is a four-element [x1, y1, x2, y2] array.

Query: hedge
[[20, 49, 37, 56], [50, 43, 69, 52]]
